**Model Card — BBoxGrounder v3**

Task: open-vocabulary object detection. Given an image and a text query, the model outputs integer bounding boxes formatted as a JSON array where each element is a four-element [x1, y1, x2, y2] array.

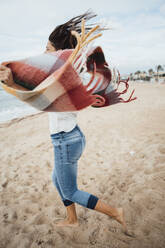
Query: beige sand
[[0, 82, 165, 248]]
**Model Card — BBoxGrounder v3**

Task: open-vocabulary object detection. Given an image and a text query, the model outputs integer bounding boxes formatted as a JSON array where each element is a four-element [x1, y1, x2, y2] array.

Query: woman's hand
[[0, 65, 14, 86], [0, 64, 29, 91]]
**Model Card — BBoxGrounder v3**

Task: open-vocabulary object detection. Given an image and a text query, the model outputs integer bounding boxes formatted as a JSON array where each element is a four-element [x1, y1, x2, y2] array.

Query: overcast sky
[[0, 0, 165, 74]]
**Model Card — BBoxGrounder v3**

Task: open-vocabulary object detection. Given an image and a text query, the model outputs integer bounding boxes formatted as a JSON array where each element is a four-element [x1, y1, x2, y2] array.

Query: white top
[[48, 72, 91, 135], [48, 112, 77, 134]]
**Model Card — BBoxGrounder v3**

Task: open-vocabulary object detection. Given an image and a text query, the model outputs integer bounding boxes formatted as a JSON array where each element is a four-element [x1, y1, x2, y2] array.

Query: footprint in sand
[[158, 146, 165, 154], [30, 213, 46, 225], [1, 178, 8, 188], [117, 182, 128, 192], [3, 210, 17, 223]]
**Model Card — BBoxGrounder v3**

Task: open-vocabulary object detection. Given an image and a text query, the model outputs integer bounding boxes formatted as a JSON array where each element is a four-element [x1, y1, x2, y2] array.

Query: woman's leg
[[55, 156, 126, 229], [55, 131, 99, 210], [52, 127, 126, 229], [51, 128, 98, 226], [52, 138, 80, 225], [52, 169, 78, 225], [94, 200, 127, 232], [56, 203, 79, 227]]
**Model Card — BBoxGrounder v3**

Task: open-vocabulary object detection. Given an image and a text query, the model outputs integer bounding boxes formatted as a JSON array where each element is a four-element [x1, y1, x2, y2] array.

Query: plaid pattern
[[0, 46, 136, 112]]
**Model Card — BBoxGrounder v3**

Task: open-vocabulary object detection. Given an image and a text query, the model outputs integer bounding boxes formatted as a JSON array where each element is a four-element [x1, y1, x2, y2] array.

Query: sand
[[0, 82, 165, 248]]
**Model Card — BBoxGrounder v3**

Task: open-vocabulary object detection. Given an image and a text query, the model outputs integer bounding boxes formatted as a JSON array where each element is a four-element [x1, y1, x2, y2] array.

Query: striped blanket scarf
[[0, 25, 136, 112]]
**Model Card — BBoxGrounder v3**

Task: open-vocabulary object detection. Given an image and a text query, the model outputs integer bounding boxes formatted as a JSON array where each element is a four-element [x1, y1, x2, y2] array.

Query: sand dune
[[0, 82, 165, 248]]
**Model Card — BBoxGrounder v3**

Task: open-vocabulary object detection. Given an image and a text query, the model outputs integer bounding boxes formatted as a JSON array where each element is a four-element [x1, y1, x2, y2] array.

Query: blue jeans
[[50, 125, 99, 209]]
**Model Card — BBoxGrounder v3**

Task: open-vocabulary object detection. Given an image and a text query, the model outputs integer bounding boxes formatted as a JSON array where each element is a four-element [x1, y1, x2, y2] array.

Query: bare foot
[[115, 208, 127, 232], [55, 219, 79, 227], [114, 209, 135, 237]]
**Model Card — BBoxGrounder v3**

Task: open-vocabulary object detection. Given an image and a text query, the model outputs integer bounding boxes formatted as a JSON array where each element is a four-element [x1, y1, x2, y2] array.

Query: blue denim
[[50, 125, 99, 209]]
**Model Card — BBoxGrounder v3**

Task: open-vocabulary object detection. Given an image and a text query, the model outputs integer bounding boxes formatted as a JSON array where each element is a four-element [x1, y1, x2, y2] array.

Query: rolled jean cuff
[[87, 195, 99, 209], [63, 199, 74, 207]]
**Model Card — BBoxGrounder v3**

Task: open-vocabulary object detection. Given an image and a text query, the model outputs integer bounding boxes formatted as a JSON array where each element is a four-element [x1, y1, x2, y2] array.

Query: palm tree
[[148, 68, 154, 76], [135, 70, 141, 80], [129, 73, 133, 80], [155, 65, 164, 82]]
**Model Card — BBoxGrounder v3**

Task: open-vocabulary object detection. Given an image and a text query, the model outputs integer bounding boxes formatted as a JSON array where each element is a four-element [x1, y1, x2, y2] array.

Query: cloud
[[160, 3, 165, 15]]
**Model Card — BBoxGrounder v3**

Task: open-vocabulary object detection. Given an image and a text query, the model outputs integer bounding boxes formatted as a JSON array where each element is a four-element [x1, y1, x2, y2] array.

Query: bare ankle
[[67, 217, 78, 223]]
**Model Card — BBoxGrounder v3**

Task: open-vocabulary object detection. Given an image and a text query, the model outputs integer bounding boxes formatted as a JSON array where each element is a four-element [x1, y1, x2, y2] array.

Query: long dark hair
[[49, 10, 105, 50]]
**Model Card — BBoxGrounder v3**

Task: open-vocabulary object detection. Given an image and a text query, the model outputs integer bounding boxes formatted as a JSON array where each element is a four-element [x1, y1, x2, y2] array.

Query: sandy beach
[[0, 82, 165, 248]]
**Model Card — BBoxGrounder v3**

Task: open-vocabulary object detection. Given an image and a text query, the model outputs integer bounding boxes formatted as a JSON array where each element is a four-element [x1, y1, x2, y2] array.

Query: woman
[[0, 11, 127, 232], [45, 11, 127, 231]]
